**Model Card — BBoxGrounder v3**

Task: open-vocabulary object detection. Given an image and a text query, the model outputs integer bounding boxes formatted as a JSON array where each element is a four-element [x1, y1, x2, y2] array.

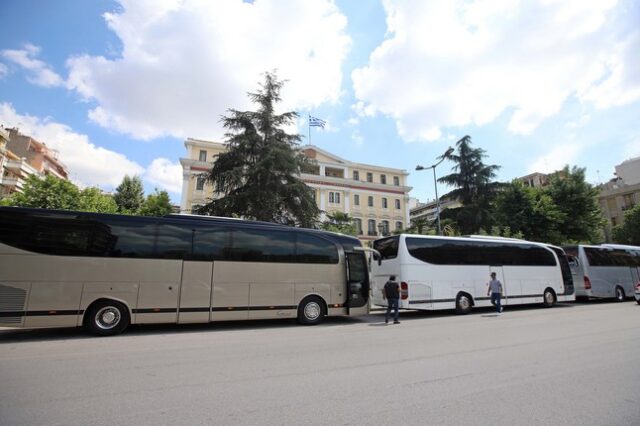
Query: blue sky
[[1, 0, 639, 204]]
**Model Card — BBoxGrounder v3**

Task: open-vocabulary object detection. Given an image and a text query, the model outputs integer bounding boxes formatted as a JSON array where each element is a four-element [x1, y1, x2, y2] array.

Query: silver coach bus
[[0, 207, 370, 335], [563, 244, 640, 301]]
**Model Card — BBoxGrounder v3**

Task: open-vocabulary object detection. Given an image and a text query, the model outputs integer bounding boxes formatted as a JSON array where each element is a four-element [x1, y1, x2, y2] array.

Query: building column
[[344, 190, 350, 214], [180, 167, 191, 213]]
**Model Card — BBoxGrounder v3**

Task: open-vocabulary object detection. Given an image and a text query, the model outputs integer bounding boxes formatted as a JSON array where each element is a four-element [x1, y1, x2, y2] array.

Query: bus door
[[489, 267, 511, 305], [178, 260, 213, 324], [345, 252, 369, 314]]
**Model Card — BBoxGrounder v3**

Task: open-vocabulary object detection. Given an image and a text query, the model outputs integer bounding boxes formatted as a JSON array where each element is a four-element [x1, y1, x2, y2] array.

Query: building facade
[[599, 156, 640, 241], [0, 128, 69, 197], [179, 138, 413, 242]]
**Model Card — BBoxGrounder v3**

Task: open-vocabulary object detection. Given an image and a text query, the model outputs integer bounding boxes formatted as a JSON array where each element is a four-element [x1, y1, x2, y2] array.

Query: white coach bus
[[563, 244, 640, 301], [0, 207, 370, 335], [371, 234, 574, 314]]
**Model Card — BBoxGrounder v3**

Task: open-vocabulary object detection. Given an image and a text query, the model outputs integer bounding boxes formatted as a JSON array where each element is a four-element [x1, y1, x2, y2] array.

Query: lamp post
[[416, 146, 454, 235]]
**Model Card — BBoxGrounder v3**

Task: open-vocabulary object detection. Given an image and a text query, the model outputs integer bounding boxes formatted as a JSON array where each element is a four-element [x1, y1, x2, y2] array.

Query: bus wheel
[[543, 288, 556, 307], [614, 286, 625, 302], [297, 296, 325, 325], [86, 300, 130, 336], [455, 293, 472, 315]]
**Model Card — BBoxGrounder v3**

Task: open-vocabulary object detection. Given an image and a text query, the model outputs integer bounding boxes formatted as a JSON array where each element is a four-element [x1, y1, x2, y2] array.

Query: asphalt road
[[1, 301, 639, 426]]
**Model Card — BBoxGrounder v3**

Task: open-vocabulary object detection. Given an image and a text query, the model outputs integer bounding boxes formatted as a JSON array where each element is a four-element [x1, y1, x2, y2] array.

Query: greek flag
[[309, 115, 326, 129]]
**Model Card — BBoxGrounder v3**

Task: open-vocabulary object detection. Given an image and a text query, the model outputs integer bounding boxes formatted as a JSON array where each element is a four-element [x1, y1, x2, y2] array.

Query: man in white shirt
[[487, 272, 503, 314]]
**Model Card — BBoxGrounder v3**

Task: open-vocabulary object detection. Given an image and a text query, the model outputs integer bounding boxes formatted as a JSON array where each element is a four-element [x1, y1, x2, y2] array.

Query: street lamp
[[416, 146, 454, 235]]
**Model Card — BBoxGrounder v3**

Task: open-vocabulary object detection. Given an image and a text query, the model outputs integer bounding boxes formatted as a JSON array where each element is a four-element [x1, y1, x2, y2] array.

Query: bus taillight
[[584, 276, 592, 290], [401, 282, 408, 300]]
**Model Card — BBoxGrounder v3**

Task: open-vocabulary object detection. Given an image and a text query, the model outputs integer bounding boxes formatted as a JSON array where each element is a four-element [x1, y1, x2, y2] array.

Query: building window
[[382, 198, 388, 209], [382, 220, 390, 236], [368, 196, 374, 207], [368, 219, 376, 236], [353, 170, 359, 181], [393, 176, 400, 186], [329, 191, 341, 204], [196, 176, 205, 191], [396, 221, 403, 231], [395, 199, 401, 209], [198, 150, 207, 162], [354, 218, 363, 235], [354, 194, 360, 206], [367, 172, 373, 183], [380, 174, 387, 184], [611, 217, 617, 226]]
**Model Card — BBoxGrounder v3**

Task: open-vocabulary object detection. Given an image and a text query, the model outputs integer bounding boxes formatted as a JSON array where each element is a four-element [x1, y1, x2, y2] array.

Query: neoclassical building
[[180, 138, 412, 242]]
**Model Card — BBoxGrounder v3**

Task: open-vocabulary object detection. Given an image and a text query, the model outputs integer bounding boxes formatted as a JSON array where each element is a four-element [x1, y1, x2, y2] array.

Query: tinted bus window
[[296, 233, 339, 264], [95, 217, 157, 258], [406, 238, 556, 266], [156, 222, 193, 259], [228, 228, 295, 262], [374, 236, 399, 260], [192, 226, 231, 260]]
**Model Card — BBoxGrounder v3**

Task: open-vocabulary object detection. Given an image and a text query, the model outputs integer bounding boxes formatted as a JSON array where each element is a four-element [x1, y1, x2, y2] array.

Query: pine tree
[[198, 72, 319, 227], [438, 135, 501, 234], [114, 175, 144, 214]]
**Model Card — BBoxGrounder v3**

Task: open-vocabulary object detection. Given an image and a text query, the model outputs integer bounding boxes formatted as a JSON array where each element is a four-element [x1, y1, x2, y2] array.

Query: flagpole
[[308, 113, 311, 145]]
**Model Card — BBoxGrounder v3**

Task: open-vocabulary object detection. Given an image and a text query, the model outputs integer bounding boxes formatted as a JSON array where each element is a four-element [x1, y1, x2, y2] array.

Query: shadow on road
[[1, 300, 626, 343]]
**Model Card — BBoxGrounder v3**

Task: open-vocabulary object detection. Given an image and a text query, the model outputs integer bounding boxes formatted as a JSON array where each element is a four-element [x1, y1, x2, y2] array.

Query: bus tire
[[543, 288, 556, 307], [455, 293, 472, 315], [85, 300, 130, 336], [297, 296, 326, 325], [614, 286, 625, 302]]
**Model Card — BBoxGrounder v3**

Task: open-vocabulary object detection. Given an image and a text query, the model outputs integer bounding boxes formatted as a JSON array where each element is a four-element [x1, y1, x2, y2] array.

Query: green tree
[[438, 136, 501, 234], [1, 174, 80, 209], [320, 211, 357, 236], [612, 203, 640, 245], [140, 189, 173, 217], [78, 187, 118, 213], [114, 175, 144, 214], [199, 72, 319, 227], [544, 166, 604, 243], [409, 217, 433, 234], [494, 180, 564, 244]]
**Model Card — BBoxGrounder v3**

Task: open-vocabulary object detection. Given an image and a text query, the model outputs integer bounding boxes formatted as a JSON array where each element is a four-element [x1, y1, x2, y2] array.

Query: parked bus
[[563, 244, 640, 301], [0, 207, 370, 335], [371, 234, 574, 314]]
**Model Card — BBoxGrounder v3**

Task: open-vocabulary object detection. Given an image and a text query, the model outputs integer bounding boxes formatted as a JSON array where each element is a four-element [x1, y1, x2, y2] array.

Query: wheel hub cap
[[304, 302, 320, 320], [96, 307, 120, 330]]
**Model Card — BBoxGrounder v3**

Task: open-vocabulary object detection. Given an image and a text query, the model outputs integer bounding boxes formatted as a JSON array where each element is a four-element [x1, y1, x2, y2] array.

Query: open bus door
[[345, 250, 371, 315]]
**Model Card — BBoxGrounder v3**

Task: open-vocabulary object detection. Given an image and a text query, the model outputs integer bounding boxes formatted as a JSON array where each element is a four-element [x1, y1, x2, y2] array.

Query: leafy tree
[[199, 72, 319, 227], [140, 189, 173, 217], [612, 203, 640, 245], [438, 135, 501, 234], [544, 166, 604, 243], [114, 175, 144, 214], [78, 187, 118, 213], [320, 211, 357, 236], [494, 180, 564, 244], [408, 217, 433, 235], [1, 174, 80, 209]]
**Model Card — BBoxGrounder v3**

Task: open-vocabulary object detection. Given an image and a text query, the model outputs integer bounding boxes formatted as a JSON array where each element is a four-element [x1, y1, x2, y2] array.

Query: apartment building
[[179, 138, 412, 242], [6, 128, 69, 180], [599, 156, 640, 241]]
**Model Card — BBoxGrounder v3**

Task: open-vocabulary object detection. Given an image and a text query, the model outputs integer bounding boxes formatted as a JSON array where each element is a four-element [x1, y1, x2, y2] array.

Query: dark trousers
[[490, 292, 502, 313], [385, 298, 399, 322]]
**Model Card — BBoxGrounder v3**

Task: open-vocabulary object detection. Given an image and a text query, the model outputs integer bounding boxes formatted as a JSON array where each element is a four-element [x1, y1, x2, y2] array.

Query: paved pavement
[[1, 301, 639, 425]]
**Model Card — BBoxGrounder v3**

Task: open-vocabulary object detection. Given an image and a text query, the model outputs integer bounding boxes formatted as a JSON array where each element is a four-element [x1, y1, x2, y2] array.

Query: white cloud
[[622, 137, 640, 159], [352, 0, 639, 142], [0, 63, 7, 79], [528, 142, 582, 174], [0, 103, 144, 188], [145, 158, 182, 193], [1, 44, 64, 88], [65, 0, 351, 141], [351, 130, 364, 145]]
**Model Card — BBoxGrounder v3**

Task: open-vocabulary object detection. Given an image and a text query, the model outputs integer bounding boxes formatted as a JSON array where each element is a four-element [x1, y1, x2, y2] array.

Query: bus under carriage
[[372, 234, 574, 314], [0, 207, 370, 335]]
